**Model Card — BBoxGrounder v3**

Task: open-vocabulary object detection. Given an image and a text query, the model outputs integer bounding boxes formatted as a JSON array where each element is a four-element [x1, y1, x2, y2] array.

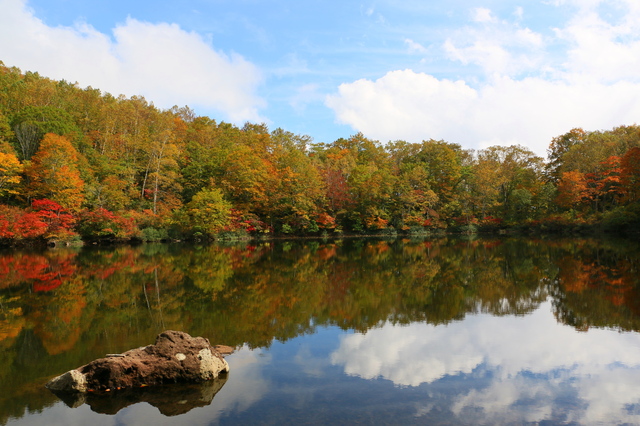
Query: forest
[[1, 60, 640, 244]]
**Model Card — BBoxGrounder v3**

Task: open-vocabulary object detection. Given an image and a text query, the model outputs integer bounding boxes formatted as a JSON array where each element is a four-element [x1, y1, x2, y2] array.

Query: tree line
[[1, 61, 639, 244]]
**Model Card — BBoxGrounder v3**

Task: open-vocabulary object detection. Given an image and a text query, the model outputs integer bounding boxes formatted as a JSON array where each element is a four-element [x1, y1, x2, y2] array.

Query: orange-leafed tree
[[584, 156, 623, 212], [555, 171, 588, 210], [25, 133, 85, 211]]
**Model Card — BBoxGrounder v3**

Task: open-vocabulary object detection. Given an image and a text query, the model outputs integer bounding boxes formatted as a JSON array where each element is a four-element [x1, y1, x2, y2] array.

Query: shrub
[[141, 227, 169, 242]]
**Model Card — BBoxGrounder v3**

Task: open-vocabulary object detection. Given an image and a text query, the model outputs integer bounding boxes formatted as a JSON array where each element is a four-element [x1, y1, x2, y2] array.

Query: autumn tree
[[313, 142, 357, 215], [559, 130, 621, 176], [392, 162, 439, 229], [473, 145, 544, 221], [555, 171, 588, 210], [331, 134, 395, 232], [139, 124, 182, 216], [31, 199, 77, 240], [76, 207, 138, 240], [25, 133, 85, 211], [219, 142, 273, 217], [0, 152, 23, 199], [0, 111, 15, 154], [584, 156, 623, 212], [183, 187, 232, 238], [180, 117, 237, 201], [10, 105, 81, 160], [267, 128, 325, 232], [412, 140, 464, 209], [546, 128, 585, 182], [621, 147, 640, 204]]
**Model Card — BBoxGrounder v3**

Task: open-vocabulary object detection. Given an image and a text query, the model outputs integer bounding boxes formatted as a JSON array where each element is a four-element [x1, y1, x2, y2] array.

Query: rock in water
[[46, 331, 230, 393], [53, 379, 228, 416]]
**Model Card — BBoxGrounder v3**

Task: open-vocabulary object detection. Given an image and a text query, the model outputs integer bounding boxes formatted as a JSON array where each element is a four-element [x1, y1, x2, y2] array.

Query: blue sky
[[1, 0, 640, 157]]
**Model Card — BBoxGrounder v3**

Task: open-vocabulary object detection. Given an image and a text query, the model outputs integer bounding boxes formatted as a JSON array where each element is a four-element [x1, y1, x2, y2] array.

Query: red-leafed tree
[[14, 212, 47, 239], [31, 199, 77, 240], [77, 207, 139, 240]]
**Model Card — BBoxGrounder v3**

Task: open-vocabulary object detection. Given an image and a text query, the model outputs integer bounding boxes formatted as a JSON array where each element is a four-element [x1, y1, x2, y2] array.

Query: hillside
[[1, 62, 640, 244]]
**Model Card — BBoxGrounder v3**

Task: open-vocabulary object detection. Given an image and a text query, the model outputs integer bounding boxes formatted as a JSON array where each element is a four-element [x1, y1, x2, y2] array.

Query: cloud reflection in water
[[331, 300, 640, 425]]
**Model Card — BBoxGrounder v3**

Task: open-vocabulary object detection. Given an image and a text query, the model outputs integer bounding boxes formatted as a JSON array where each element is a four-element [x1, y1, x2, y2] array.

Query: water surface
[[1, 237, 639, 425]]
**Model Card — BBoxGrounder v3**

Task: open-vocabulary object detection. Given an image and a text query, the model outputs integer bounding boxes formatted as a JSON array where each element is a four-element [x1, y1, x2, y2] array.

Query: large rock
[[46, 331, 231, 393]]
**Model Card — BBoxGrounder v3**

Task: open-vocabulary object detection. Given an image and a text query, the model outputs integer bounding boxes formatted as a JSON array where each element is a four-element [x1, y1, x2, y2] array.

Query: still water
[[1, 237, 640, 425]]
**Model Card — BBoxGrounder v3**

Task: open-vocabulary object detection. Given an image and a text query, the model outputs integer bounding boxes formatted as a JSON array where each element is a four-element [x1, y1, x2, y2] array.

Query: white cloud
[[326, 69, 477, 144], [450, 376, 556, 424], [445, 7, 545, 76], [556, 3, 640, 84], [326, 69, 640, 156], [331, 301, 640, 425], [327, 2, 640, 157], [0, 0, 265, 123], [404, 38, 428, 54], [514, 6, 524, 20], [472, 7, 497, 24]]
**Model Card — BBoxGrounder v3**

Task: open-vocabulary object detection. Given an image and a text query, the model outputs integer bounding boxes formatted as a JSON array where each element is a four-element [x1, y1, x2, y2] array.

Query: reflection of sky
[[7, 347, 271, 426], [330, 300, 640, 425], [10, 301, 640, 425]]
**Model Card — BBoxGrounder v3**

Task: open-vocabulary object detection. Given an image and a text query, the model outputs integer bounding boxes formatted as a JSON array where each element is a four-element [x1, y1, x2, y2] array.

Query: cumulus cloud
[[326, 0, 640, 158], [326, 70, 477, 144], [0, 0, 265, 123], [330, 301, 640, 424], [326, 70, 640, 156]]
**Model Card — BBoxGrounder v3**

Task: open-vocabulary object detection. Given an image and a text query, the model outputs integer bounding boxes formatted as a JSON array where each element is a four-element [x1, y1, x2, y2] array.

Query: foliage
[[25, 133, 85, 211], [10, 105, 81, 160], [0, 63, 639, 242], [556, 171, 588, 209], [184, 187, 232, 238], [77, 207, 138, 240], [31, 199, 77, 241], [0, 152, 22, 198], [141, 227, 169, 242]]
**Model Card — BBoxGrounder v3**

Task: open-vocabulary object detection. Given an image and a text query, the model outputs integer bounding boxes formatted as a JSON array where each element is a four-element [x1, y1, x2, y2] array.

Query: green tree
[[474, 145, 543, 221], [184, 187, 232, 237], [546, 128, 586, 182], [0, 111, 15, 154], [10, 106, 80, 160]]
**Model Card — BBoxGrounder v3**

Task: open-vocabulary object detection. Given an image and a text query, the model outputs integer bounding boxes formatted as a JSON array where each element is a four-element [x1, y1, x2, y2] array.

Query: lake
[[1, 236, 640, 425]]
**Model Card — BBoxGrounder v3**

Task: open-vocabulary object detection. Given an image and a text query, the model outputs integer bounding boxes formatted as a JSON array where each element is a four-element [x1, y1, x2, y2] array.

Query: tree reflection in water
[[0, 236, 639, 424]]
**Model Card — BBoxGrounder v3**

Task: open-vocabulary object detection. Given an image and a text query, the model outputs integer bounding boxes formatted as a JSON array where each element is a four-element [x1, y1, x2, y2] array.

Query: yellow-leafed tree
[[0, 152, 23, 198], [25, 133, 85, 211]]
